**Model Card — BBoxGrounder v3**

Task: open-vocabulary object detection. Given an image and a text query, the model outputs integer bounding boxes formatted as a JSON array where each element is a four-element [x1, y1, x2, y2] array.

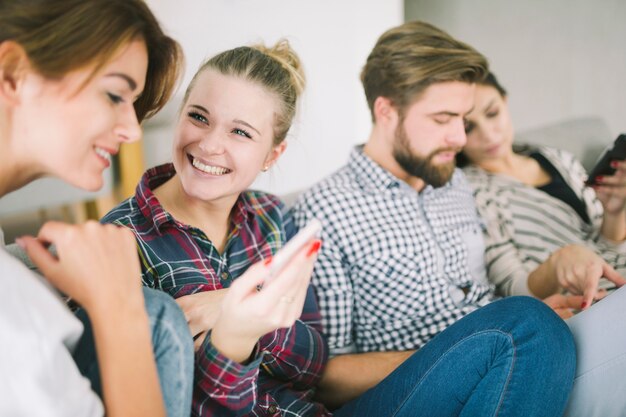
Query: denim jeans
[[334, 296, 576, 417], [73, 287, 194, 417]]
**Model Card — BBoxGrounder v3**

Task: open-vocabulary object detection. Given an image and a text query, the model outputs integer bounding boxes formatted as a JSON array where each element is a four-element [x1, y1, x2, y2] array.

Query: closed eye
[[433, 115, 452, 124], [107, 92, 124, 104]]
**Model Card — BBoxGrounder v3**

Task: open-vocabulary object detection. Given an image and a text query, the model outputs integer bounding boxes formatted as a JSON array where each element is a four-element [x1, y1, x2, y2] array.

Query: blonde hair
[[183, 39, 305, 145], [361, 20, 488, 120], [0, 0, 183, 122]]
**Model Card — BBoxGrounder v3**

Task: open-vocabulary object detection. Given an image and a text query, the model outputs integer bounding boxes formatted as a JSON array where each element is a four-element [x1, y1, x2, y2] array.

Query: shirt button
[[220, 272, 229, 280], [449, 285, 465, 305], [268, 405, 278, 414]]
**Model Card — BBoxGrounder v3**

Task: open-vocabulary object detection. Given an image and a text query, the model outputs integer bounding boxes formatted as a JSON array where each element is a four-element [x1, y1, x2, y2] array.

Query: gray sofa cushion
[[516, 116, 613, 172]]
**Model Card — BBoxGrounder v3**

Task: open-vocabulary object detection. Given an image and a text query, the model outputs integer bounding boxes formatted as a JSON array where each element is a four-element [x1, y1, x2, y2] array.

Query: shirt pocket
[[352, 249, 448, 323]]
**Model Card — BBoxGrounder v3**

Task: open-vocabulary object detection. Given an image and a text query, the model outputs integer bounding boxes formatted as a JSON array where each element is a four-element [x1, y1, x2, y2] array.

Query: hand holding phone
[[211, 219, 322, 362], [265, 219, 322, 284], [585, 134, 626, 186]]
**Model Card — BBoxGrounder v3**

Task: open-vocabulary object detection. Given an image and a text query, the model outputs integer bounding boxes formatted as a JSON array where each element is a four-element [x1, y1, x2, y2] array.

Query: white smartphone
[[265, 219, 322, 283]]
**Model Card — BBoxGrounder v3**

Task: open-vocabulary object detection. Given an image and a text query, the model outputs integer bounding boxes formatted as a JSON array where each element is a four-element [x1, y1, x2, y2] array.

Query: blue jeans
[[73, 288, 194, 417], [334, 297, 576, 417]]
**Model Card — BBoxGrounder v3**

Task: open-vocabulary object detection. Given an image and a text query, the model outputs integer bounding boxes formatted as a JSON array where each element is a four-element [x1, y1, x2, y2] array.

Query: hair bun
[[254, 39, 305, 96]]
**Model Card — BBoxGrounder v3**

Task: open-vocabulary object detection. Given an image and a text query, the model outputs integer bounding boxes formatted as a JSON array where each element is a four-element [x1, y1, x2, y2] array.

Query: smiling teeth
[[95, 147, 111, 162], [192, 158, 230, 175]]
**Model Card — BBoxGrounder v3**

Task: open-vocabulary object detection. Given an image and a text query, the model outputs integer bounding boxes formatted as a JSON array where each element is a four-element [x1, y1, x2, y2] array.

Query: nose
[[447, 118, 467, 148], [474, 122, 499, 145], [198, 129, 226, 154], [114, 104, 142, 143]]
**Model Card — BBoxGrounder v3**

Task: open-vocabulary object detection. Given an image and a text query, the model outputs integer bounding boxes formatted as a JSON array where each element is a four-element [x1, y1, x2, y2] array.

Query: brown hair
[[361, 20, 488, 120], [183, 39, 305, 145], [0, 0, 183, 122]]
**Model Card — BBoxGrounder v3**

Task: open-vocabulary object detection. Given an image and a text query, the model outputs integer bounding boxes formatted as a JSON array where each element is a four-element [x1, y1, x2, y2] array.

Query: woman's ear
[[262, 142, 287, 172], [0, 41, 30, 105]]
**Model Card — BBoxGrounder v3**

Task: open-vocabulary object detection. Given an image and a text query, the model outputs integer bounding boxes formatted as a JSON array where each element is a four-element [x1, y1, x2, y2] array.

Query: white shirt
[[0, 229, 103, 417]]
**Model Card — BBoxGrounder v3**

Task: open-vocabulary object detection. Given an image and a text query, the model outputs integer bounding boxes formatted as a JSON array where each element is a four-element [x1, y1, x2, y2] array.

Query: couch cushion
[[516, 116, 613, 172]]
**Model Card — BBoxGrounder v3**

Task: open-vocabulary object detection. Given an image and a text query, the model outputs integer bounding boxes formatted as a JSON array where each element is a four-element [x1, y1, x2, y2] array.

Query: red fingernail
[[307, 240, 322, 257], [263, 256, 273, 266], [611, 161, 619, 168], [580, 301, 588, 309], [595, 176, 603, 182]]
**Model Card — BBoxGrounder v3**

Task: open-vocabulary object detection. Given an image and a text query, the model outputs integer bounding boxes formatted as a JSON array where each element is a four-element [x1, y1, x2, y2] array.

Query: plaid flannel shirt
[[102, 164, 330, 417]]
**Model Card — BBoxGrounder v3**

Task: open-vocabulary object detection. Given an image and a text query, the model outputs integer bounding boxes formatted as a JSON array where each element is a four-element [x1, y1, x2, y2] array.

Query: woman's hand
[[17, 221, 144, 313], [549, 244, 626, 309], [210, 239, 321, 363], [176, 289, 228, 351], [593, 159, 626, 215]]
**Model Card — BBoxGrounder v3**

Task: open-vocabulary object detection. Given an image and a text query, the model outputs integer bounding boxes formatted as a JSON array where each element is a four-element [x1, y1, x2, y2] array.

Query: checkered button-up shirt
[[293, 146, 494, 354], [102, 164, 330, 417]]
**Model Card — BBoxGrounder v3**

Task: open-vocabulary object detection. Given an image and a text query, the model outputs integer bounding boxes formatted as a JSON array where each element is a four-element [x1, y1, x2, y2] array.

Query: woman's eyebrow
[[106, 73, 138, 91], [233, 119, 261, 135]]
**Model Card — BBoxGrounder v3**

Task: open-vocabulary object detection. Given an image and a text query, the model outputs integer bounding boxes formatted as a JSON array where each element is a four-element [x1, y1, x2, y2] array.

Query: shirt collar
[[136, 163, 178, 233], [347, 145, 459, 196], [135, 163, 255, 233], [348, 145, 402, 192], [231, 192, 256, 230]]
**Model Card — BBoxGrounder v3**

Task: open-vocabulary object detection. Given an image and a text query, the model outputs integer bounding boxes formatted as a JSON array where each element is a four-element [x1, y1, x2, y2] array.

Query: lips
[[485, 144, 501, 155], [95, 146, 112, 166]]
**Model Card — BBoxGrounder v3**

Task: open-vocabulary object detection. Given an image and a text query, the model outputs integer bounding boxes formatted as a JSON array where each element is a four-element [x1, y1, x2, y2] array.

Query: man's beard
[[392, 124, 458, 188]]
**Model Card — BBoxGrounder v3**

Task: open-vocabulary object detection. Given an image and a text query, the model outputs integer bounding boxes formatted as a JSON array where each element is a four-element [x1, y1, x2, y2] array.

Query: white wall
[[144, 0, 403, 195], [405, 0, 626, 138]]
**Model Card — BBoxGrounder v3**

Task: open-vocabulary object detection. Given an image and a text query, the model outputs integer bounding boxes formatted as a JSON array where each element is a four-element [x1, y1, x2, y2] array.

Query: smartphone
[[585, 134, 626, 186], [265, 219, 322, 283]]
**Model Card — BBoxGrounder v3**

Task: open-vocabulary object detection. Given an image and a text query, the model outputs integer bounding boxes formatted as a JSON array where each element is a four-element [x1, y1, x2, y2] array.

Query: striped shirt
[[293, 146, 494, 354], [463, 146, 626, 296], [102, 164, 330, 417]]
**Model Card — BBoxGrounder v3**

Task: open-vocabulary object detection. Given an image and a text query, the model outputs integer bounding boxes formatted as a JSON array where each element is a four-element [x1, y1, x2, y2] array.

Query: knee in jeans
[[505, 296, 575, 362], [142, 288, 191, 340]]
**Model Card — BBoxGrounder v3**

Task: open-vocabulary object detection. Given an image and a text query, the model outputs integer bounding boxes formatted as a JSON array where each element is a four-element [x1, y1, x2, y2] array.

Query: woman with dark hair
[[461, 72, 626, 417]]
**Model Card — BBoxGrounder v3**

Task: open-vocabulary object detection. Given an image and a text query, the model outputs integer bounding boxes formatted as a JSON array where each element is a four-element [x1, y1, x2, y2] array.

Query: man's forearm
[[315, 350, 414, 409]]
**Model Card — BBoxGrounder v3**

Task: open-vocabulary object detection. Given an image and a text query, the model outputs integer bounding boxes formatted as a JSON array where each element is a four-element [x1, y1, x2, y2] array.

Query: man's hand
[[542, 293, 584, 319]]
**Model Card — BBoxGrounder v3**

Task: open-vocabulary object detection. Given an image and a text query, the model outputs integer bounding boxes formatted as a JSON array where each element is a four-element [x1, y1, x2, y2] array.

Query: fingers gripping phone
[[585, 134, 626, 186], [264, 219, 322, 283]]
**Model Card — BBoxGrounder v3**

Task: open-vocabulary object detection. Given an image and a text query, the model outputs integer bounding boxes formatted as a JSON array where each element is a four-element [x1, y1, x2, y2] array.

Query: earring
[[262, 165, 270, 172]]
